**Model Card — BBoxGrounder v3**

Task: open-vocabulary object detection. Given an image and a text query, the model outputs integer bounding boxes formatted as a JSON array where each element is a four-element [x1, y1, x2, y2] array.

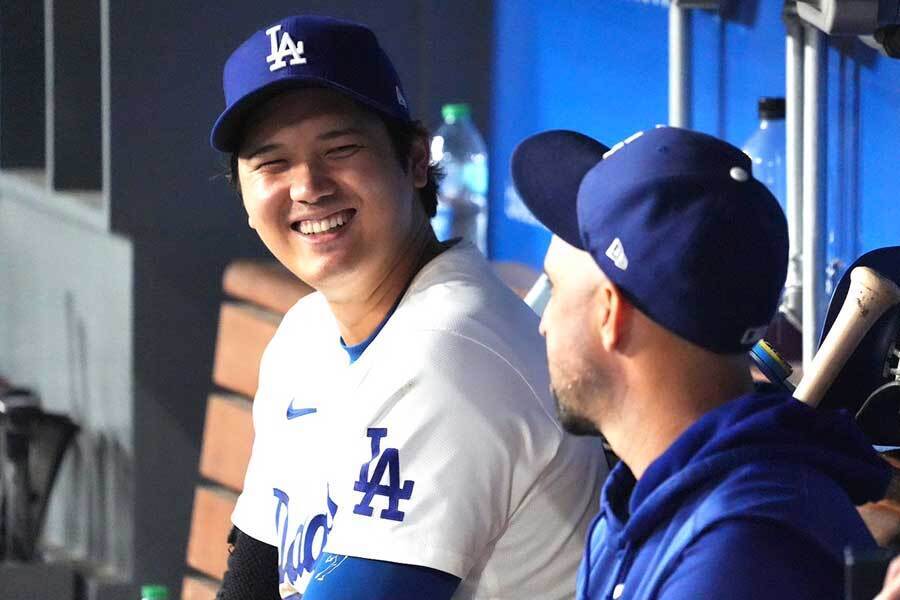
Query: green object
[[441, 103, 471, 124], [141, 585, 168, 600]]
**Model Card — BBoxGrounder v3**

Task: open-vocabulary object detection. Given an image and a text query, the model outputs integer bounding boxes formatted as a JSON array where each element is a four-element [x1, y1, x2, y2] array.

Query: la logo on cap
[[265, 24, 307, 71]]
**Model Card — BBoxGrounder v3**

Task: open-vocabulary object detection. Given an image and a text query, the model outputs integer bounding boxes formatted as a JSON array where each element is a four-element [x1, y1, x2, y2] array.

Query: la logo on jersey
[[265, 24, 307, 72], [353, 428, 415, 522]]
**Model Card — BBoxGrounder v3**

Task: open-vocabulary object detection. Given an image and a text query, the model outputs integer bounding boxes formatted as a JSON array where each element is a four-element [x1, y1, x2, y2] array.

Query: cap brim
[[210, 76, 409, 153], [510, 130, 609, 249], [211, 78, 301, 152]]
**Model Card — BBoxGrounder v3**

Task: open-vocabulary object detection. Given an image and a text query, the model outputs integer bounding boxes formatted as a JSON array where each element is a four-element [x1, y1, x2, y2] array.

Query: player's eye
[[326, 144, 362, 159], [253, 159, 287, 172]]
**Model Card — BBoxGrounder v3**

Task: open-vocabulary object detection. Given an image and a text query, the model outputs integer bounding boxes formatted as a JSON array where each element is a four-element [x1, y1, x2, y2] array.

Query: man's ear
[[247, 215, 256, 230], [410, 134, 429, 189], [597, 280, 630, 352]]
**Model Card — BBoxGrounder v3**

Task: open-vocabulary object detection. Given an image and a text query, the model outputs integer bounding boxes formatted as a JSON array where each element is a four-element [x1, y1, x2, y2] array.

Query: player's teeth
[[299, 212, 351, 234]]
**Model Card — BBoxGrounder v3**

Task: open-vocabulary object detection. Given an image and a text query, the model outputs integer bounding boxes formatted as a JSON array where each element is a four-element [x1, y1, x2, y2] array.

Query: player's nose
[[289, 162, 336, 204]]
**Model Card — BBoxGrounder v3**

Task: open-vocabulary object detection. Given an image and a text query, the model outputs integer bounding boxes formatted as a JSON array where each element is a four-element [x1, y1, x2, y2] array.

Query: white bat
[[524, 274, 551, 316], [794, 266, 900, 408]]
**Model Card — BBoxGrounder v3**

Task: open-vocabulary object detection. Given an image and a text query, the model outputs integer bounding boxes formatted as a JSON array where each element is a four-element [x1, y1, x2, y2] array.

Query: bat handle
[[525, 274, 551, 317], [794, 266, 900, 407]]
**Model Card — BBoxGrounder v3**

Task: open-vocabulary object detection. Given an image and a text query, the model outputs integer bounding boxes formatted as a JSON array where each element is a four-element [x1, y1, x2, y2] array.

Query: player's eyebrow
[[242, 143, 283, 162], [316, 127, 365, 141], [242, 127, 365, 160]]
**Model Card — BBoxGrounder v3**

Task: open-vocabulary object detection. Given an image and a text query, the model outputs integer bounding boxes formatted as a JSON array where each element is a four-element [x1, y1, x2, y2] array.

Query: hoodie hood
[[602, 391, 891, 548]]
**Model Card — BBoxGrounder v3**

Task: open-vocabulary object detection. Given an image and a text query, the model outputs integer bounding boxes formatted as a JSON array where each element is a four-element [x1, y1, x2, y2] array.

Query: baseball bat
[[525, 274, 551, 316], [794, 266, 900, 408]]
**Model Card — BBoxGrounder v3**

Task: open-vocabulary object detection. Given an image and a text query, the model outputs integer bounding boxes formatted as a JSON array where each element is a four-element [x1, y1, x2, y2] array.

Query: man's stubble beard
[[551, 383, 603, 437]]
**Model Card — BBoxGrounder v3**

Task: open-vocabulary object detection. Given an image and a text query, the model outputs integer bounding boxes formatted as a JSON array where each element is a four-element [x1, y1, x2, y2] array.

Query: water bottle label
[[462, 161, 488, 195]]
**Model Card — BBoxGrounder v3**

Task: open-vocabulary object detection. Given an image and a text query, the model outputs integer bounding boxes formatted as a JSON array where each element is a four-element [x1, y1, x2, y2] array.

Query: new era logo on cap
[[606, 238, 629, 271], [396, 86, 407, 108]]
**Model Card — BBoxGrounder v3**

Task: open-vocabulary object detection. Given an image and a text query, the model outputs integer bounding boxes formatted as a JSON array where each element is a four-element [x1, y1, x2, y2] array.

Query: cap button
[[730, 166, 749, 182]]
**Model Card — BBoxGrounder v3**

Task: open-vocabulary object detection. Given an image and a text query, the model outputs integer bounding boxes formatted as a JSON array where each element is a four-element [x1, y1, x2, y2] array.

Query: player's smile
[[291, 208, 357, 244], [292, 207, 355, 235]]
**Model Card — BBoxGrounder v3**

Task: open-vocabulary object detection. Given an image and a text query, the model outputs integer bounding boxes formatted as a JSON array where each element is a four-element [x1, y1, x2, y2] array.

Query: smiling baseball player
[[209, 15, 606, 600]]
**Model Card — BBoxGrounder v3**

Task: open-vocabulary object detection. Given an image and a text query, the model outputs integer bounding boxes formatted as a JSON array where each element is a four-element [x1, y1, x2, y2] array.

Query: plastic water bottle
[[741, 97, 786, 213], [430, 103, 488, 254], [742, 98, 800, 358]]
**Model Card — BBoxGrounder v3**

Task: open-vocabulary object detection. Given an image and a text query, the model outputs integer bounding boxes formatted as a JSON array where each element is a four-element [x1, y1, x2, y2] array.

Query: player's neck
[[611, 347, 754, 480], [329, 223, 443, 346]]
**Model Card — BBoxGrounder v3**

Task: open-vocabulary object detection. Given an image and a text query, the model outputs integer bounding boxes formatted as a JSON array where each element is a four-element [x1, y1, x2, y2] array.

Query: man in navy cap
[[209, 15, 605, 600], [511, 126, 890, 599]]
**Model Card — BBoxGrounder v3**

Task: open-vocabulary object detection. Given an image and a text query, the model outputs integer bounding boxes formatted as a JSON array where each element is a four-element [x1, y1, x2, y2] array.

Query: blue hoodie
[[576, 391, 891, 600]]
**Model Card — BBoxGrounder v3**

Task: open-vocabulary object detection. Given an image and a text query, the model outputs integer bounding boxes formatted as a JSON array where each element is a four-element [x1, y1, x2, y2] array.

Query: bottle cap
[[141, 585, 169, 599], [758, 97, 785, 120], [442, 103, 471, 124]]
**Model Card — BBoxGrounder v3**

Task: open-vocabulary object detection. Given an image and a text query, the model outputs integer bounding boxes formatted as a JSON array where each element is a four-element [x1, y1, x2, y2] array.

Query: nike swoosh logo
[[286, 401, 317, 420]]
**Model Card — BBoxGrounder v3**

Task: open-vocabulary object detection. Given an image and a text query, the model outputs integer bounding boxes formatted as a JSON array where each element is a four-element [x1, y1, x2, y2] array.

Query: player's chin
[[292, 247, 364, 290], [552, 386, 602, 437]]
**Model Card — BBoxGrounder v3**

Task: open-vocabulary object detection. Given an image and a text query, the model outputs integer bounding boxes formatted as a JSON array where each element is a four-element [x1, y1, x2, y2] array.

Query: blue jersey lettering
[[274, 487, 338, 586]]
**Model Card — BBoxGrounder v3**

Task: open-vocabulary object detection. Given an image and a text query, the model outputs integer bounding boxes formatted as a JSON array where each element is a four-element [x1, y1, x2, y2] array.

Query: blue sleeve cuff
[[300, 553, 460, 600]]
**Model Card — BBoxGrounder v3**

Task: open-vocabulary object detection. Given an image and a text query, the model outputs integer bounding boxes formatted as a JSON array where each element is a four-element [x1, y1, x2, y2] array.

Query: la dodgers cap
[[511, 126, 789, 354], [211, 15, 412, 152]]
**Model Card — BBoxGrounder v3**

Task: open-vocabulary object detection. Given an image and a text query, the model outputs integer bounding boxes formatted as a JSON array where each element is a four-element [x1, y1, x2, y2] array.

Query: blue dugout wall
[[488, 0, 900, 279]]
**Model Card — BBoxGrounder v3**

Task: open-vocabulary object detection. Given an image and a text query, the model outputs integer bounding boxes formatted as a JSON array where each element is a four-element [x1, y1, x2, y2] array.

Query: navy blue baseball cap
[[211, 15, 412, 152], [512, 126, 789, 354]]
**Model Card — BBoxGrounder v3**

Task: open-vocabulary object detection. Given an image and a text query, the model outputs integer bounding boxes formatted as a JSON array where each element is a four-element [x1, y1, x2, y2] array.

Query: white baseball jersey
[[232, 242, 607, 599]]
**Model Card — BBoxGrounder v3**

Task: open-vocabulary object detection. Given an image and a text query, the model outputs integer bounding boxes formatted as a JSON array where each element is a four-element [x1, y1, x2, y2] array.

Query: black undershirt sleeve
[[216, 526, 281, 600]]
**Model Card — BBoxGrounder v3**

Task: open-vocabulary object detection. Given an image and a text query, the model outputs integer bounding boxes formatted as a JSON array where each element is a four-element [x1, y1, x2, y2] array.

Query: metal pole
[[782, 21, 804, 332], [802, 26, 827, 368], [669, 2, 691, 128]]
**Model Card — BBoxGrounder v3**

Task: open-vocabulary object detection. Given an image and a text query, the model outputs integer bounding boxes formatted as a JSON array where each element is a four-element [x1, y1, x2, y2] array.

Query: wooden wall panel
[[185, 486, 237, 580], [199, 394, 253, 492], [182, 575, 220, 600], [223, 259, 312, 315], [211, 302, 280, 397]]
